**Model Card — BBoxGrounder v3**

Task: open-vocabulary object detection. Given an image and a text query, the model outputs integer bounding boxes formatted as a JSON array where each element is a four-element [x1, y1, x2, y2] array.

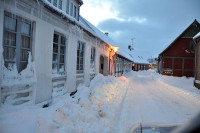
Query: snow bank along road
[[0, 70, 200, 133]]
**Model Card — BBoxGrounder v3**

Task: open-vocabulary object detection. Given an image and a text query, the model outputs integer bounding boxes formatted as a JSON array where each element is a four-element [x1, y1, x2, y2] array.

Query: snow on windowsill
[[1, 54, 36, 88]]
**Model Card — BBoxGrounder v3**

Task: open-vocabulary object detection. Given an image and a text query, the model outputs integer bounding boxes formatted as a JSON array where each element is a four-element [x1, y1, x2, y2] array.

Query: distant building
[[0, 0, 133, 105], [132, 55, 149, 71], [158, 20, 200, 77], [194, 33, 200, 89]]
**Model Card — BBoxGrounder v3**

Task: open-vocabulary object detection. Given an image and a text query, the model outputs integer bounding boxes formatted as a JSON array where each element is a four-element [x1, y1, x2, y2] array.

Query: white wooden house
[[0, 0, 133, 105]]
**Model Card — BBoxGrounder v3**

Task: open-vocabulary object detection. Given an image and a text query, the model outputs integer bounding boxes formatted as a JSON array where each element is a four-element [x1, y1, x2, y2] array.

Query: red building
[[158, 20, 200, 77], [132, 63, 149, 71], [132, 55, 149, 71], [194, 33, 200, 89]]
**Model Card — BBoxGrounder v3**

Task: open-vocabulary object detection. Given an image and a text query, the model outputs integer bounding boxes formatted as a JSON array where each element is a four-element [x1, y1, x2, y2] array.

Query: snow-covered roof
[[41, 0, 134, 62], [193, 32, 200, 39], [132, 54, 149, 64], [79, 16, 134, 62], [159, 19, 200, 56]]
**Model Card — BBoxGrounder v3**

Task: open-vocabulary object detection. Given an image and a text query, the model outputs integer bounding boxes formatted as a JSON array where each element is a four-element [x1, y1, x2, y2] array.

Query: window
[[53, 0, 57, 7], [90, 47, 95, 72], [77, 41, 85, 73], [70, 3, 73, 16], [3, 12, 32, 72], [73, 5, 77, 18], [190, 40, 195, 51], [66, 0, 69, 14], [48, 0, 51, 3], [58, 0, 62, 9], [52, 32, 66, 74]]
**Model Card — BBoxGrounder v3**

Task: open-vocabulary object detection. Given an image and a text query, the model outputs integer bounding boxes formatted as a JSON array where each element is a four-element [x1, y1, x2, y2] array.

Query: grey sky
[[81, 0, 200, 58]]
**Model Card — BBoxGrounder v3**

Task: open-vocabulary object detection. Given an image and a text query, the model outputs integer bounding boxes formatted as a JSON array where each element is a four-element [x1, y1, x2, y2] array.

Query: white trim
[[195, 80, 200, 84]]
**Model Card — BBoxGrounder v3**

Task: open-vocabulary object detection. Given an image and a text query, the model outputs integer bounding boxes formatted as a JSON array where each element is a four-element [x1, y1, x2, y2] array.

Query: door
[[99, 55, 104, 74]]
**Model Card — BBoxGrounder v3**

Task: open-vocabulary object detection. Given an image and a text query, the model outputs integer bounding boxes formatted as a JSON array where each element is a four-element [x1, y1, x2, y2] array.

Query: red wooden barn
[[158, 20, 200, 77]]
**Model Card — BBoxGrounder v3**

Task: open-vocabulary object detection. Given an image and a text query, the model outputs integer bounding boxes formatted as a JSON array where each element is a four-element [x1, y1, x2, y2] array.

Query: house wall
[[194, 36, 200, 89], [161, 38, 195, 77], [132, 63, 149, 71], [0, 0, 110, 104]]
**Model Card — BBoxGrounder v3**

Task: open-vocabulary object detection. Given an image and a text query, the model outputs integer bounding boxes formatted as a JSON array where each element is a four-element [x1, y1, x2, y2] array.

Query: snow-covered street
[[1, 70, 200, 133]]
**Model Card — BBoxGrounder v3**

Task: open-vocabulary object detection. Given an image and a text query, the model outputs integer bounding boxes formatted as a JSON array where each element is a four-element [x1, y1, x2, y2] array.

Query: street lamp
[[108, 46, 119, 75]]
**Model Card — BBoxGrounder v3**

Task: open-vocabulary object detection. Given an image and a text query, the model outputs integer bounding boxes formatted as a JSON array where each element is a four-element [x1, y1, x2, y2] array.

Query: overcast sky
[[80, 0, 200, 58]]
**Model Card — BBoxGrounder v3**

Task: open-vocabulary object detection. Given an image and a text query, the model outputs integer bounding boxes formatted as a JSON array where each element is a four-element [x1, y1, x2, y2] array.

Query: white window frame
[[58, 0, 62, 9], [53, 0, 57, 7], [66, 0, 69, 14], [52, 32, 66, 74], [70, 2, 73, 16], [73, 5, 77, 19], [76, 41, 85, 73], [3, 11, 32, 72], [90, 47, 95, 72]]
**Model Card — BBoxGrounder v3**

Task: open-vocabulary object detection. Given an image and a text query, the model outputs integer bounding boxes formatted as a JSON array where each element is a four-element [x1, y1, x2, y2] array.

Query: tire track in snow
[[110, 72, 200, 133]]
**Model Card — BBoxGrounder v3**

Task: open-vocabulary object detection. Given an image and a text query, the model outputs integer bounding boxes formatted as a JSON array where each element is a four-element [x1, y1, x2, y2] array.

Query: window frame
[[3, 11, 32, 72], [52, 32, 66, 74], [66, 0, 69, 14], [53, 0, 57, 7], [58, 0, 62, 9], [76, 41, 85, 73], [73, 5, 77, 19], [70, 2, 73, 16], [90, 47, 96, 72]]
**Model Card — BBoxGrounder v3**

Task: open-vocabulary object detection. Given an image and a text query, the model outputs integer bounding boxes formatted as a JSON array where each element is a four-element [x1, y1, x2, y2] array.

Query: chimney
[[105, 32, 109, 36]]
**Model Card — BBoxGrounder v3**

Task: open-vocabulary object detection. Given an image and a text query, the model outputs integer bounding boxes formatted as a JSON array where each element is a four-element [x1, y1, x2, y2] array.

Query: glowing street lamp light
[[113, 46, 119, 53]]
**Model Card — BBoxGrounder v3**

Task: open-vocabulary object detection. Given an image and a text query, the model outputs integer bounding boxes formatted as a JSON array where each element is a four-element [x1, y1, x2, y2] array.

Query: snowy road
[[1, 70, 200, 133], [113, 71, 200, 133]]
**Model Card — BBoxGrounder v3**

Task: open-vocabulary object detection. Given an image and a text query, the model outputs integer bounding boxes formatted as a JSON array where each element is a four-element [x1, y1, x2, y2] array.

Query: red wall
[[162, 38, 195, 77], [164, 38, 195, 57]]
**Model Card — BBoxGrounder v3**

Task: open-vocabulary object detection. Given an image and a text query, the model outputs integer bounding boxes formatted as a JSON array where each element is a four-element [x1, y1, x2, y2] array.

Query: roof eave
[[159, 19, 200, 57]]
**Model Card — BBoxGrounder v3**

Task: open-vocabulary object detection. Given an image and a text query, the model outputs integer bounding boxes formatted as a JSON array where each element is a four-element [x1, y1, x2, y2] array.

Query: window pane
[[53, 43, 58, 53], [4, 15, 16, 31], [80, 65, 83, 70], [60, 55, 64, 63], [19, 62, 28, 72], [58, 0, 62, 9], [4, 31, 16, 46], [66, 0, 69, 14], [77, 57, 79, 64], [59, 64, 64, 72], [4, 62, 15, 70], [80, 51, 84, 57], [60, 36, 65, 45], [60, 46, 65, 54], [54, 34, 59, 43], [74, 5, 76, 18], [53, 53, 57, 62], [21, 35, 30, 48], [77, 50, 79, 57], [20, 49, 29, 61], [76, 64, 79, 70], [4, 47, 16, 60], [21, 21, 30, 35], [52, 63, 57, 72], [70, 3, 73, 16], [80, 58, 83, 65], [53, 0, 57, 7]]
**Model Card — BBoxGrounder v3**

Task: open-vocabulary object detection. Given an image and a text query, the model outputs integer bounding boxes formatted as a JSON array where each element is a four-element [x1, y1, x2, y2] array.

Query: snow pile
[[1, 53, 36, 87], [1, 71, 200, 133], [34, 74, 129, 133]]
